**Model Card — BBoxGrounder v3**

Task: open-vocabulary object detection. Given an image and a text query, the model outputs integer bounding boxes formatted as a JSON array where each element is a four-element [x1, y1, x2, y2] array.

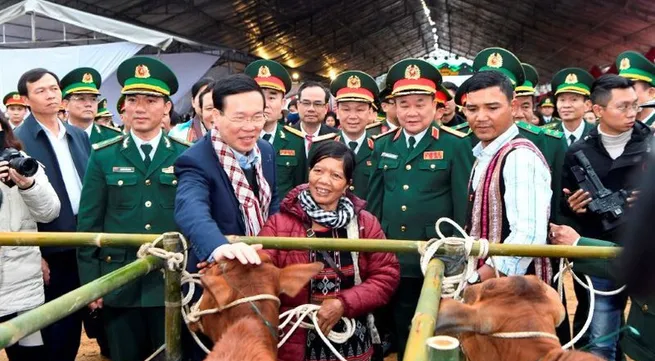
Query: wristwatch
[[467, 271, 481, 285]]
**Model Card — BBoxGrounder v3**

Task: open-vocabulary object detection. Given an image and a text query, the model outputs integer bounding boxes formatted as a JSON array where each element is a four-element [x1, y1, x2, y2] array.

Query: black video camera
[[570, 150, 629, 232], [0, 148, 39, 187]]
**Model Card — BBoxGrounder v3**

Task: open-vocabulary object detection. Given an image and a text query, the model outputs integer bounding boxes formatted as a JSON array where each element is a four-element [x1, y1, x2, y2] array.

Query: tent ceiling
[[2, 0, 654, 82]]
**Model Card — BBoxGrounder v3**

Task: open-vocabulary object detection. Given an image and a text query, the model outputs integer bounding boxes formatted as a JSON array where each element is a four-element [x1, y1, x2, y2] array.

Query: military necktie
[[141, 144, 153, 168], [348, 141, 358, 152], [568, 134, 576, 146], [408, 136, 416, 151], [262, 133, 272, 143]]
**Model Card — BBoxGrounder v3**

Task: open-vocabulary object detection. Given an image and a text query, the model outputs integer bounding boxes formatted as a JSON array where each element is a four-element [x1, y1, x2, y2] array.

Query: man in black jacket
[[560, 74, 651, 360], [292, 81, 338, 158], [14, 68, 91, 361]]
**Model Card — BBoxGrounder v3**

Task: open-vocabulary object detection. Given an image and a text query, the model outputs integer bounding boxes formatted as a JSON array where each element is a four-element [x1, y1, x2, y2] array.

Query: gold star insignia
[[82, 73, 93, 83], [347, 75, 361, 88], [487, 53, 503, 68], [564, 73, 578, 84], [405, 64, 420, 80], [135, 65, 150, 78], [619, 57, 631, 70], [258, 65, 271, 78]]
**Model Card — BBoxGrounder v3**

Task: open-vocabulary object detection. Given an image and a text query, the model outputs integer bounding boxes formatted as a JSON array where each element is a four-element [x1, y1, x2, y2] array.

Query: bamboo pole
[[0, 256, 163, 350], [403, 258, 445, 361], [0, 232, 621, 259], [163, 233, 183, 361], [425, 335, 461, 361]]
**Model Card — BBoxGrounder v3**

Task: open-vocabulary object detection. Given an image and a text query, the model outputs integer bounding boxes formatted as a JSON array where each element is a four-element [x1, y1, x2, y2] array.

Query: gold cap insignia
[[619, 57, 631, 70], [564, 73, 578, 84], [405, 64, 421, 80], [347, 75, 361, 88], [12, 94, 21, 100], [101, 99, 107, 107], [544, 98, 552, 104], [82, 73, 93, 84], [487, 53, 503, 68], [258, 65, 271, 78], [135, 65, 150, 79]]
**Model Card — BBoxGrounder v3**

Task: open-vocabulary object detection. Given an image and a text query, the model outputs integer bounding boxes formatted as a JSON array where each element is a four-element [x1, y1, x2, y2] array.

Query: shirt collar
[[231, 147, 260, 169], [473, 123, 519, 159], [300, 123, 321, 138], [403, 127, 429, 147], [341, 132, 366, 147], [84, 123, 94, 138], [562, 120, 586, 141], [36, 118, 67, 140], [131, 129, 163, 151], [259, 128, 276, 144]]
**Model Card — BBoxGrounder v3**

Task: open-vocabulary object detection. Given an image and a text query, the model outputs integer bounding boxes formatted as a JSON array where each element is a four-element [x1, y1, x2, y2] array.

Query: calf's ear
[[279, 262, 324, 297], [435, 298, 481, 335]]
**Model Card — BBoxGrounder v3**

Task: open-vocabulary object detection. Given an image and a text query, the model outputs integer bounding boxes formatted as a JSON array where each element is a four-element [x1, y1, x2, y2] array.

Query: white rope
[[553, 259, 625, 350], [419, 217, 495, 299], [278, 305, 357, 361]]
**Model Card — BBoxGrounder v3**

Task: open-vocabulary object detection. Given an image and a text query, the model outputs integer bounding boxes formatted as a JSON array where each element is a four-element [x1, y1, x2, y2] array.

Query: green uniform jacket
[[641, 110, 655, 127], [270, 124, 307, 199], [311, 131, 375, 200], [367, 125, 474, 278], [77, 133, 189, 308], [574, 237, 654, 361], [89, 123, 122, 145], [542, 120, 596, 139]]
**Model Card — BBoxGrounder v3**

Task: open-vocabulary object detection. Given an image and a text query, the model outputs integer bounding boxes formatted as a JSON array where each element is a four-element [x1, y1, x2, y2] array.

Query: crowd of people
[[0, 45, 654, 361]]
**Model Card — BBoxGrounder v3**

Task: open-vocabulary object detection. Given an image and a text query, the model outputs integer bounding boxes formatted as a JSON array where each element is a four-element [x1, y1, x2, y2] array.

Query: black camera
[[0, 148, 39, 187]]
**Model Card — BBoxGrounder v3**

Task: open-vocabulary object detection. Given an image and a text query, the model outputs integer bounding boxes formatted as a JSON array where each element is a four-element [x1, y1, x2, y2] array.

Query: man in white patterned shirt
[[461, 70, 552, 285]]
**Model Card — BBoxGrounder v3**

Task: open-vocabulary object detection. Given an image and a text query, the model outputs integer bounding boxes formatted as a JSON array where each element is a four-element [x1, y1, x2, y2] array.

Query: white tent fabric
[[0, 41, 143, 105], [100, 52, 220, 123], [0, 0, 204, 50]]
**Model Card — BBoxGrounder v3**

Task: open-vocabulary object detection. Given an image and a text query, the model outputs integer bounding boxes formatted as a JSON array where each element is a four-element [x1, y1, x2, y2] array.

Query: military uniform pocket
[[159, 174, 178, 208], [106, 174, 138, 209], [417, 159, 449, 192], [379, 158, 399, 191]]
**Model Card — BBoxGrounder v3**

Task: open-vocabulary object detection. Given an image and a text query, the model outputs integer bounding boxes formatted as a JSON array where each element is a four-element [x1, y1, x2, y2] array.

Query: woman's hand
[[317, 298, 344, 335]]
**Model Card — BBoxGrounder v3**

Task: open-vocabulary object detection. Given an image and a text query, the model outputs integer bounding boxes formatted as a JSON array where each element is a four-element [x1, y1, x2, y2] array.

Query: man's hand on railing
[[89, 298, 103, 310]]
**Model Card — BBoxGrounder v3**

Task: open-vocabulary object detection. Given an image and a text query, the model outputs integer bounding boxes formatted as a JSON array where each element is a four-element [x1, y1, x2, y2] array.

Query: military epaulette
[[365, 121, 383, 130], [441, 125, 469, 138], [168, 135, 192, 147], [516, 121, 543, 134], [312, 133, 338, 143], [451, 122, 469, 131], [97, 123, 121, 133], [372, 127, 396, 140], [539, 122, 559, 130], [92, 134, 124, 150], [283, 125, 304, 138], [543, 129, 564, 139]]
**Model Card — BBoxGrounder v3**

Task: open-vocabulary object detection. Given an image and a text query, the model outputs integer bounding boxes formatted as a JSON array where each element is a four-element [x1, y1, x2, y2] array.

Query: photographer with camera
[[559, 74, 651, 360], [0, 115, 61, 360]]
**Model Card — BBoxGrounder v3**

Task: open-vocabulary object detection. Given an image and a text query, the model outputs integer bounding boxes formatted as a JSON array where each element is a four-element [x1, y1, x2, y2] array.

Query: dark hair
[[590, 74, 635, 106], [0, 115, 24, 151], [323, 111, 339, 128], [198, 84, 214, 109], [169, 110, 183, 127], [288, 98, 298, 109], [298, 81, 330, 104], [211, 74, 265, 112], [308, 141, 355, 182], [462, 71, 514, 102], [442, 81, 458, 92], [192, 77, 214, 99], [17, 68, 60, 97]]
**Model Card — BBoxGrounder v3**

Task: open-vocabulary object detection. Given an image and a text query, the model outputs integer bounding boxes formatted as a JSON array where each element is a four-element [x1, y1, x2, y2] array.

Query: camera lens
[[9, 157, 38, 177]]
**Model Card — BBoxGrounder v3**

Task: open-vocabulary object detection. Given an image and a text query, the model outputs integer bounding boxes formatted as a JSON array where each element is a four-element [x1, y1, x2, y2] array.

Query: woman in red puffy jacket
[[260, 141, 400, 361]]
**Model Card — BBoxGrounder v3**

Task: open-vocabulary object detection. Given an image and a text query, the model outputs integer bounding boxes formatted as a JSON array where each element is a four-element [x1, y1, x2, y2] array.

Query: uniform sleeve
[[365, 142, 384, 220], [174, 152, 228, 262], [76, 150, 107, 285], [486, 148, 551, 276], [450, 137, 474, 227], [572, 237, 619, 280]]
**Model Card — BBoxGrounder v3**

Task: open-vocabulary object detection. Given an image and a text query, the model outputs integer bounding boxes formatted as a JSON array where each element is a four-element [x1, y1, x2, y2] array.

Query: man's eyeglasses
[[613, 103, 642, 114], [299, 100, 327, 108], [220, 111, 267, 124]]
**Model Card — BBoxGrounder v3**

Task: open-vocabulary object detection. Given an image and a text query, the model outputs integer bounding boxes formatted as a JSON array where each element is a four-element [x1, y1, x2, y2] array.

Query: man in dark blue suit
[[174, 75, 279, 360], [14, 68, 91, 361]]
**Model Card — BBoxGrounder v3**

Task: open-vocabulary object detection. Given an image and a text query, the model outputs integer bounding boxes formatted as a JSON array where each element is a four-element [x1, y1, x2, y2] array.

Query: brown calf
[[435, 276, 604, 361], [194, 252, 323, 361]]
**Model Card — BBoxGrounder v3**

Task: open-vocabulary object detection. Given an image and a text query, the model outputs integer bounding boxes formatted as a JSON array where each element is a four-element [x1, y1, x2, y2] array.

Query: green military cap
[[551, 68, 594, 96], [116, 95, 126, 114], [386, 58, 443, 97], [472, 47, 525, 87], [516, 63, 539, 96], [379, 86, 393, 103], [244, 59, 292, 94], [539, 96, 555, 108], [616, 50, 655, 86], [60, 67, 101, 98], [435, 83, 453, 104], [329, 70, 379, 104], [96, 98, 111, 118], [3, 91, 27, 107], [117, 56, 178, 97]]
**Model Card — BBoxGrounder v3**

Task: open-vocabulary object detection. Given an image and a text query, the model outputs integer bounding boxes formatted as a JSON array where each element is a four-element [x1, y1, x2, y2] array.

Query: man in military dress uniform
[[77, 57, 189, 361], [378, 85, 399, 134], [539, 96, 559, 125], [366, 58, 473, 358], [616, 50, 655, 126], [550, 68, 596, 144], [244, 59, 307, 198], [311, 70, 379, 200], [3, 91, 28, 129], [60, 67, 122, 144], [95, 98, 116, 127]]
